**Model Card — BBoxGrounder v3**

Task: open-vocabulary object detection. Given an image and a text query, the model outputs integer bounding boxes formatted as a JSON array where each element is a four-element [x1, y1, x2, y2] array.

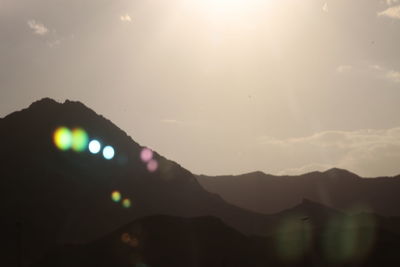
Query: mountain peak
[[323, 168, 360, 178], [301, 198, 328, 208], [2, 98, 97, 123], [29, 97, 59, 107], [241, 171, 267, 177], [28, 98, 93, 113], [277, 198, 343, 221]]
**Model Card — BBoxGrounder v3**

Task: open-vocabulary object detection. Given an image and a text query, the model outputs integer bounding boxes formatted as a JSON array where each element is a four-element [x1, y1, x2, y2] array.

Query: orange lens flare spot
[[121, 232, 131, 243]]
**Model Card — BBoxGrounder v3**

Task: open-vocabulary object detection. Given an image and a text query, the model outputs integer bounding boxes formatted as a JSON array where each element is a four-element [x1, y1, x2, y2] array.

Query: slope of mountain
[[34, 203, 400, 267], [0, 98, 273, 266], [197, 168, 400, 215], [33, 215, 267, 267], [255, 200, 400, 267]]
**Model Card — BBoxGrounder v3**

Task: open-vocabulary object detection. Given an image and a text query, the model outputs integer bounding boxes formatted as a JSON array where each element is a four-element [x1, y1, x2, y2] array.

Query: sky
[[1, 0, 400, 177]]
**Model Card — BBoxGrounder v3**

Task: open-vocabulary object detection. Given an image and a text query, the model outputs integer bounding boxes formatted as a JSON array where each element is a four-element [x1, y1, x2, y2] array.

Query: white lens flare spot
[[88, 140, 101, 154], [103, 145, 115, 160]]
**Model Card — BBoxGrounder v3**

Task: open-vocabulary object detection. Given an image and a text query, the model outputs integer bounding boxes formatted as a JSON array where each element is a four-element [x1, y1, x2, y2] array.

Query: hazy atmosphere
[[1, 0, 400, 177]]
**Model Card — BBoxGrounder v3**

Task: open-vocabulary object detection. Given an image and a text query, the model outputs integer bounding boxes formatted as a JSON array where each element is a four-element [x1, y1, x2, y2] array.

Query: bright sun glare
[[191, 0, 269, 28]]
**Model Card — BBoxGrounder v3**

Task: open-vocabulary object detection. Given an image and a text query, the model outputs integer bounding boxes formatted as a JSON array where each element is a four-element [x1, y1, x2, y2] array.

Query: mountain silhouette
[[3, 98, 400, 267], [197, 168, 400, 215], [33, 202, 400, 267], [0, 98, 272, 266], [33, 215, 267, 267]]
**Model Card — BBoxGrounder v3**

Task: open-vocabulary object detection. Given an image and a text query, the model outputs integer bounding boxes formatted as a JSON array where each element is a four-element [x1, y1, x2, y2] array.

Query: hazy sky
[[1, 0, 400, 177]]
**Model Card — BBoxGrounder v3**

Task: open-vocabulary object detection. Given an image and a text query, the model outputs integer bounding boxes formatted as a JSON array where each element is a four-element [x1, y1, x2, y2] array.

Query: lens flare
[[121, 233, 140, 248], [71, 128, 89, 152], [53, 127, 72, 150], [88, 140, 101, 154], [147, 159, 158, 172], [275, 216, 312, 262], [103, 146, 115, 160], [140, 148, 153, 162], [111, 191, 121, 202], [323, 214, 376, 262], [122, 198, 131, 208], [121, 232, 131, 243], [129, 236, 140, 248]]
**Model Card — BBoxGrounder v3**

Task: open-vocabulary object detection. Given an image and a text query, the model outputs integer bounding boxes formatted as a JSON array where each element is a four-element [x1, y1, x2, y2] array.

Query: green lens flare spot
[[72, 128, 89, 152], [53, 127, 72, 151], [111, 191, 121, 202], [122, 198, 131, 208]]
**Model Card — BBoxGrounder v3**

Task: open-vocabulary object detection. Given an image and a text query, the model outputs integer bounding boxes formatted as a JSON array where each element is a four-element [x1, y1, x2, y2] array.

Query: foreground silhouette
[[33, 204, 400, 267]]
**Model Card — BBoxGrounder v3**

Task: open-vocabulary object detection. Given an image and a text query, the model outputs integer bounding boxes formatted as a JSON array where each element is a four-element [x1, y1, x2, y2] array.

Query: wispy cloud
[[27, 20, 49, 35], [46, 39, 61, 48], [386, 70, 400, 83], [336, 65, 352, 73], [259, 128, 400, 177], [27, 19, 65, 47], [337, 63, 400, 84], [368, 64, 400, 83], [378, 5, 400, 19], [386, 0, 399, 6], [120, 14, 132, 22], [161, 119, 181, 124], [322, 2, 329, 13], [369, 64, 383, 71]]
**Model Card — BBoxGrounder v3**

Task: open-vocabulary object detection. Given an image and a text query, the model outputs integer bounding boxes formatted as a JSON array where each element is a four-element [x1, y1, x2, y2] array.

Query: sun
[[191, 0, 268, 24], [200, 0, 255, 15], [203, 0, 248, 9]]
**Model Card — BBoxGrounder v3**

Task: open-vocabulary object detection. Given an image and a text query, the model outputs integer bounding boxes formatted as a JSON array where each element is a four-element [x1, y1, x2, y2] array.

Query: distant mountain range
[[2, 98, 400, 267], [197, 169, 400, 215]]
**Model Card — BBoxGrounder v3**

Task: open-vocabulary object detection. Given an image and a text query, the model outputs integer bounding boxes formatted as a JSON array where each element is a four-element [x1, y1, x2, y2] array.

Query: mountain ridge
[[197, 169, 400, 216], [0, 98, 272, 266]]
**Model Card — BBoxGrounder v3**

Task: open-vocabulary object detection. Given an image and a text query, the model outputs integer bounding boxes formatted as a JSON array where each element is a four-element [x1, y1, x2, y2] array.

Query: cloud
[[369, 64, 383, 71], [338, 63, 400, 84], [386, 70, 400, 83], [336, 65, 352, 73], [46, 39, 61, 48], [27, 20, 49, 35], [378, 5, 400, 19], [120, 14, 132, 22], [27, 20, 64, 47], [386, 0, 399, 6], [259, 128, 400, 177], [368, 64, 400, 83], [161, 119, 181, 124], [322, 2, 329, 13]]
